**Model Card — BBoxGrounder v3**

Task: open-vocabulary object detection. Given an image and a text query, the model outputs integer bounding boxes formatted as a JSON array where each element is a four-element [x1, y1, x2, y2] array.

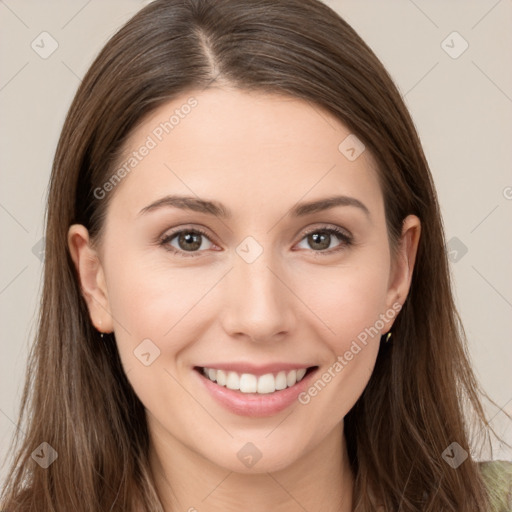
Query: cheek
[[293, 257, 390, 414], [104, 234, 391, 415], [103, 255, 211, 419], [106, 242, 213, 325], [103, 248, 215, 369], [299, 257, 391, 349]]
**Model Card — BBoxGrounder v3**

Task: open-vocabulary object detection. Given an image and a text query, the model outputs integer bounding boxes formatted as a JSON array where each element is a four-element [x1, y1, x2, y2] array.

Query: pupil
[[180, 232, 201, 251], [310, 232, 329, 250]]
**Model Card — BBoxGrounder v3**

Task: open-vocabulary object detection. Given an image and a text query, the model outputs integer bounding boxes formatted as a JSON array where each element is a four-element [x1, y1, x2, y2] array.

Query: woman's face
[[69, 87, 419, 473]]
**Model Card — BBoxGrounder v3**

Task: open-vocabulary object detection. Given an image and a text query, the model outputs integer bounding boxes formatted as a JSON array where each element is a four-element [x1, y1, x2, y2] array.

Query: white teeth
[[200, 366, 311, 394], [239, 373, 257, 393], [275, 371, 288, 390], [216, 369, 227, 386], [286, 369, 297, 387], [226, 371, 240, 390], [257, 373, 275, 394], [296, 368, 307, 381]]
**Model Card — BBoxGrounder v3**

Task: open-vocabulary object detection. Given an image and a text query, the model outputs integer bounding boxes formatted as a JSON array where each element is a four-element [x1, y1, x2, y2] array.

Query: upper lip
[[195, 362, 316, 376]]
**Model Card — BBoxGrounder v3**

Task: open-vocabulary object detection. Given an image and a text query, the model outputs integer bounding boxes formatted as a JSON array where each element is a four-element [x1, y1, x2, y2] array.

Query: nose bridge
[[221, 240, 295, 341]]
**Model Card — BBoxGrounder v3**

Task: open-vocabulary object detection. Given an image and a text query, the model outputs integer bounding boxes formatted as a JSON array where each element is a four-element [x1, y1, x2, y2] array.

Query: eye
[[295, 226, 353, 255], [159, 227, 215, 257], [159, 225, 353, 258]]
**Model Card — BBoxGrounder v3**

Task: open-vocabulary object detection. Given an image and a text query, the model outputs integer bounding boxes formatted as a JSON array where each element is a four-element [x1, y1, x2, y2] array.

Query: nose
[[219, 247, 297, 344]]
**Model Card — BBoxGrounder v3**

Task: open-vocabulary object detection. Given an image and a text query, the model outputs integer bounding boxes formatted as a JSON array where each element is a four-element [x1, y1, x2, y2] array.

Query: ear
[[67, 224, 114, 333], [385, 214, 421, 328]]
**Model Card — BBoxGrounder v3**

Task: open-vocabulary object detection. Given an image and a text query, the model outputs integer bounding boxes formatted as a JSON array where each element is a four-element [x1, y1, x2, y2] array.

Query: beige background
[[1, 0, 511, 479]]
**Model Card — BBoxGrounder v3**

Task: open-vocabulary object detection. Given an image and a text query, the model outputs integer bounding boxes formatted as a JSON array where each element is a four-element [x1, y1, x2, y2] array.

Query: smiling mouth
[[194, 366, 318, 394]]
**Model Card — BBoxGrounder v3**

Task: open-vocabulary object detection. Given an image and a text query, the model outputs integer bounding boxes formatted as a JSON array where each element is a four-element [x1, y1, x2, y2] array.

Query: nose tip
[[219, 255, 296, 343]]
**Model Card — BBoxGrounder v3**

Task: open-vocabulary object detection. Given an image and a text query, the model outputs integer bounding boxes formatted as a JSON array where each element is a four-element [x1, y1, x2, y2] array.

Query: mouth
[[193, 365, 318, 395]]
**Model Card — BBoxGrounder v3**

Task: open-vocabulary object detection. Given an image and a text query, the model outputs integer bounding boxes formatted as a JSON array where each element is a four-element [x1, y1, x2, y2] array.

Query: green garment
[[479, 460, 512, 511]]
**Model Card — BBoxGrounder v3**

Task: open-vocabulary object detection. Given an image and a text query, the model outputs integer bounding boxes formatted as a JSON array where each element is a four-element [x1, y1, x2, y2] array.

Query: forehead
[[107, 87, 383, 220]]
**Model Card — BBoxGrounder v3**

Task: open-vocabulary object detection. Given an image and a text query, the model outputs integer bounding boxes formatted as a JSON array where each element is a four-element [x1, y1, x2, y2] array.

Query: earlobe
[[386, 214, 421, 318], [67, 224, 114, 333]]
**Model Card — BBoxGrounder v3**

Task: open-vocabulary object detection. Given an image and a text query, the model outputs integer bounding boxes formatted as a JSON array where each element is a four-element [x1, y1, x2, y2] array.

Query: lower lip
[[194, 367, 318, 417]]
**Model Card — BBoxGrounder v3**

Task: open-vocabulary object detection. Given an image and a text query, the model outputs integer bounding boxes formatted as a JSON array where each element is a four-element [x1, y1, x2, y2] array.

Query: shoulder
[[478, 460, 512, 511]]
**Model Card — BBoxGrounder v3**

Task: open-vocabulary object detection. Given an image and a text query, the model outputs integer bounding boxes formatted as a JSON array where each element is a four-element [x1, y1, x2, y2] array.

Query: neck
[[149, 421, 354, 512]]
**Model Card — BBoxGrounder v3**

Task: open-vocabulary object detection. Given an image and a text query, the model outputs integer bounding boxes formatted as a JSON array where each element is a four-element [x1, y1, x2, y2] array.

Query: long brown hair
[[1, 0, 495, 510]]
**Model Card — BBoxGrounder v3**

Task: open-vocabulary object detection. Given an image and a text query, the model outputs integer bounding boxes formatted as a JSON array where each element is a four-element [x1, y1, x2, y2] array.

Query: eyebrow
[[138, 194, 370, 218]]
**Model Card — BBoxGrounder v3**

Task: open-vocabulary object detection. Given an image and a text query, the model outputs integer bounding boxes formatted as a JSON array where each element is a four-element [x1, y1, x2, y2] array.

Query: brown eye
[[175, 231, 203, 251], [160, 228, 214, 257], [307, 232, 332, 251], [296, 226, 352, 254]]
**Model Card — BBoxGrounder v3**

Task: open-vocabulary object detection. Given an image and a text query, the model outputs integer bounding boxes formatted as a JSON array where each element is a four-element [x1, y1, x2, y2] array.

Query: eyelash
[[159, 225, 353, 258]]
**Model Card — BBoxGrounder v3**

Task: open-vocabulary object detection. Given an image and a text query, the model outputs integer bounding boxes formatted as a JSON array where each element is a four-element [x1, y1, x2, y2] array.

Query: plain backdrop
[[1, 0, 511, 481]]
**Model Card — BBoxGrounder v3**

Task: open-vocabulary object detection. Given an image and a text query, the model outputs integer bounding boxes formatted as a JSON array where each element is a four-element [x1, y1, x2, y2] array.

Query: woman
[[1, 0, 510, 510]]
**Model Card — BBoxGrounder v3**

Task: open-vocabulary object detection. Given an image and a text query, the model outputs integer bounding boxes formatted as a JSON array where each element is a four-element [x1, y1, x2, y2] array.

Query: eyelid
[[293, 224, 353, 256], [299, 223, 352, 240], [158, 225, 217, 257], [159, 223, 353, 257]]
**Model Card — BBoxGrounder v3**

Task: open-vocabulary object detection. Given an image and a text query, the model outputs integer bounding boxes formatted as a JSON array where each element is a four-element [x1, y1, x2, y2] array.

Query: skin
[[68, 87, 420, 512]]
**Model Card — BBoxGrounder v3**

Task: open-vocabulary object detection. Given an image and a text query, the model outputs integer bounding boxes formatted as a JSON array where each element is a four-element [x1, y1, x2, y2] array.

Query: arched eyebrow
[[138, 194, 370, 219]]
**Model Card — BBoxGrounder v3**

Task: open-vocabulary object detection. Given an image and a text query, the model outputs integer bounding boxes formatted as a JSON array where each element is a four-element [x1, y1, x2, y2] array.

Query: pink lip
[[193, 366, 318, 417], [194, 362, 312, 377]]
